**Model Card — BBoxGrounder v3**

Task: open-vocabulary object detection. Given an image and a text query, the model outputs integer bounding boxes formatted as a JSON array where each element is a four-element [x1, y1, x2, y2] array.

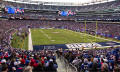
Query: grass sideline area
[[11, 33, 28, 50], [31, 29, 109, 45]]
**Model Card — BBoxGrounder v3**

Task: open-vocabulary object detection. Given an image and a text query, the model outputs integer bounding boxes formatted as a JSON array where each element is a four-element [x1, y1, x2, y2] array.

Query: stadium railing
[[58, 55, 78, 72]]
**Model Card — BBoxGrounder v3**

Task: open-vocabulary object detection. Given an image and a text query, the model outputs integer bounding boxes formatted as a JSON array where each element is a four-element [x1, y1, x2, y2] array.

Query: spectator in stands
[[57, 47, 120, 72]]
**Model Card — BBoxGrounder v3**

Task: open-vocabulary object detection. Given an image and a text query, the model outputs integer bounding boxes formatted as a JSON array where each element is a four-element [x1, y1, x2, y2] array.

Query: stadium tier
[[0, 0, 120, 72], [1, 0, 120, 21], [2, 0, 119, 11]]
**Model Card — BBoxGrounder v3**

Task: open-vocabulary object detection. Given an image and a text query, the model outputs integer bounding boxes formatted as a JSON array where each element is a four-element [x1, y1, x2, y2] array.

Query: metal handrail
[[59, 55, 78, 72]]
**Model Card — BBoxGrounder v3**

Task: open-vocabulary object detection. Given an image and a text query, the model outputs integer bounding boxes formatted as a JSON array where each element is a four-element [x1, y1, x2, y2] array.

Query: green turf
[[11, 33, 28, 50], [23, 36, 28, 50], [31, 29, 109, 45]]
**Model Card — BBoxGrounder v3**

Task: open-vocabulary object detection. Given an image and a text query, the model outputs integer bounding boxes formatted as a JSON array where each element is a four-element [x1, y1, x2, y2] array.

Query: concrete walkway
[[28, 28, 33, 51]]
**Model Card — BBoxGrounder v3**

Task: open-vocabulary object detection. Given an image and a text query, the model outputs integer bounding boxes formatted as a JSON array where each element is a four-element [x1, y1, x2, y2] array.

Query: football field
[[31, 29, 109, 45]]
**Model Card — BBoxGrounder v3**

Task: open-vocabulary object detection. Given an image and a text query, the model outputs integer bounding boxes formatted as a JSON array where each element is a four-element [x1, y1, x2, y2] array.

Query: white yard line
[[82, 33, 119, 42], [68, 29, 119, 43], [28, 28, 33, 51], [40, 30, 52, 40]]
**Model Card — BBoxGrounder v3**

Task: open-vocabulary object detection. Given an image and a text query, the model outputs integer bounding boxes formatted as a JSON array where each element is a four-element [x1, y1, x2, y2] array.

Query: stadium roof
[[3, 0, 115, 6]]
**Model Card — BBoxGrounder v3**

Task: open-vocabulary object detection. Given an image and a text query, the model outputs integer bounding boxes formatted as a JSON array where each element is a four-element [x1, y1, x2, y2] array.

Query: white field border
[[28, 28, 33, 51]]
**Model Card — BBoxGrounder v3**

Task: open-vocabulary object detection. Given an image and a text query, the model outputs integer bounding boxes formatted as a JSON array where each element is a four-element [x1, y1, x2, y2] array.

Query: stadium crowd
[[0, 20, 120, 43], [0, 20, 120, 45], [0, 46, 58, 72], [0, 20, 120, 72], [0, 0, 120, 72], [57, 47, 120, 72], [0, 22, 58, 72]]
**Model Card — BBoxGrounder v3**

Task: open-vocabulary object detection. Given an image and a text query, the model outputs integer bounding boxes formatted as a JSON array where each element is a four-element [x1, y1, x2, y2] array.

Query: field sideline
[[31, 28, 109, 45]]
